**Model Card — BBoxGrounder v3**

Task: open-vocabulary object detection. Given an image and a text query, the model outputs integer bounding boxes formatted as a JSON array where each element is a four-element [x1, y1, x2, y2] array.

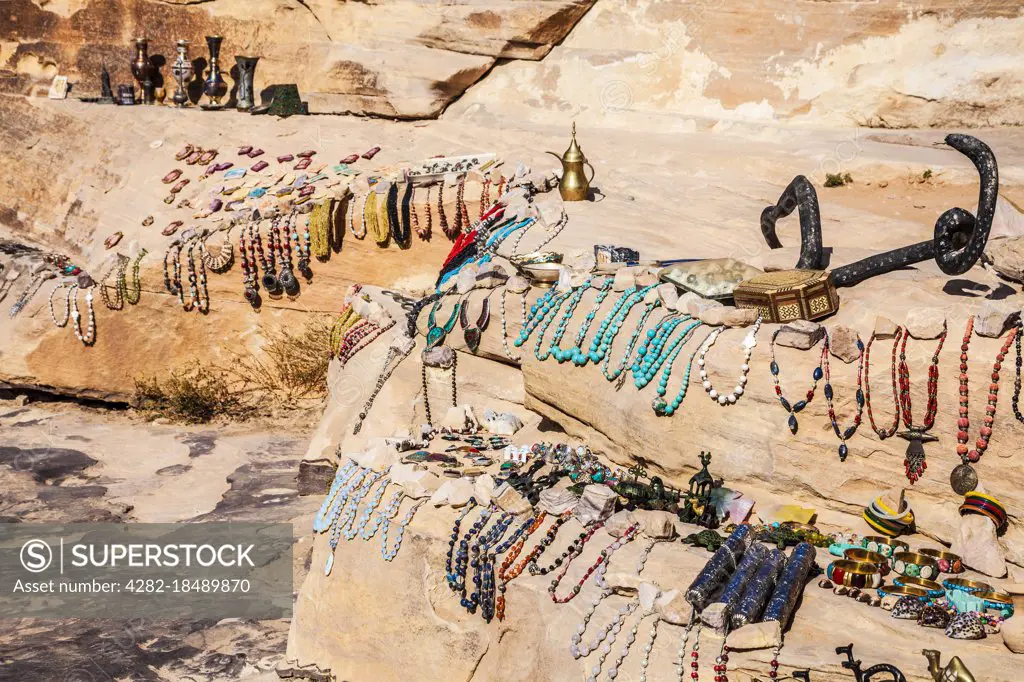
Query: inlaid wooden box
[[733, 269, 839, 322]]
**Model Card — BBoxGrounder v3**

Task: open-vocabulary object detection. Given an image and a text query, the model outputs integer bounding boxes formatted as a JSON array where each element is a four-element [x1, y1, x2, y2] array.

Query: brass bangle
[[918, 548, 964, 574], [958, 502, 1005, 530], [860, 536, 909, 558], [878, 584, 929, 600], [827, 560, 882, 589], [842, 548, 890, 575], [975, 589, 1012, 604], [891, 552, 940, 580], [942, 577, 993, 594], [893, 576, 944, 597]]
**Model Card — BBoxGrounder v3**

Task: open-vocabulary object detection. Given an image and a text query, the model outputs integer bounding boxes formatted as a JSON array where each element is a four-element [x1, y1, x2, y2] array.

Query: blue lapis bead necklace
[[769, 328, 825, 434]]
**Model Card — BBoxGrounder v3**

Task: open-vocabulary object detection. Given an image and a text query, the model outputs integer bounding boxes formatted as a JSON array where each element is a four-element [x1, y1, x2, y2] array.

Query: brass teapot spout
[[547, 122, 595, 202]]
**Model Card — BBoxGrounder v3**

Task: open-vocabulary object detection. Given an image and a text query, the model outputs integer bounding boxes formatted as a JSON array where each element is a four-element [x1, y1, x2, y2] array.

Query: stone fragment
[[494, 484, 532, 514], [456, 263, 481, 294], [482, 409, 523, 436], [880, 595, 900, 611], [560, 267, 590, 289], [604, 510, 636, 537], [685, 296, 723, 319], [634, 510, 677, 539], [638, 582, 661, 611], [725, 620, 782, 650], [574, 484, 618, 525], [989, 196, 1024, 240], [350, 442, 400, 470], [818, 579, 833, 589], [775, 320, 824, 350], [429, 478, 475, 508], [563, 247, 596, 272], [699, 305, 759, 328], [657, 282, 679, 308], [1003, 613, 1024, 653], [700, 602, 729, 633], [950, 512, 1007, 578], [974, 300, 1021, 338], [656, 589, 692, 625], [389, 463, 440, 499], [635, 268, 659, 288], [906, 308, 946, 340], [506, 275, 530, 294], [608, 571, 641, 594], [985, 237, 1024, 283], [828, 324, 861, 363], [874, 316, 900, 339], [474, 474, 497, 506], [537, 488, 578, 515], [442, 405, 479, 433], [612, 267, 636, 292]]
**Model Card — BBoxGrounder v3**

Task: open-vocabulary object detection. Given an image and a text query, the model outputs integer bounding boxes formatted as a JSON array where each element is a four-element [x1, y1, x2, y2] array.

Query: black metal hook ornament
[[760, 134, 997, 287]]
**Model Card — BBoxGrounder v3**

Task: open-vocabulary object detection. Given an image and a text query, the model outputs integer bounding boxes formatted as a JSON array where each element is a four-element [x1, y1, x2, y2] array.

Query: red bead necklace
[[863, 327, 902, 440], [548, 523, 637, 604], [896, 324, 946, 482], [950, 317, 1018, 494]]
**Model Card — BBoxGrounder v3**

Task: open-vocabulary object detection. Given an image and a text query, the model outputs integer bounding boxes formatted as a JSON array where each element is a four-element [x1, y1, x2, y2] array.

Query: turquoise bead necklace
[[589, 286, 661, 382], [536, 282, 591, 361], [514, 288, 571, 347], [554, 279, 612, 365], [325, 468, 381, 575], [631, 314, 696, 388], [652, 327, 714, 416], [635, 317, 702, 390]]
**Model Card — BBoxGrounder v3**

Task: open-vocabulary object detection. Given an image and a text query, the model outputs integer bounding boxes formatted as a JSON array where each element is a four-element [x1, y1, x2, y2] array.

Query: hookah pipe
[[760, 134, 997, 287]]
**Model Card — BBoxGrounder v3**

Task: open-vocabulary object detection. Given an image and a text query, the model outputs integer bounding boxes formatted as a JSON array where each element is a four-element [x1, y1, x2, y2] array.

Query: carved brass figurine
[[923, 650, 976, 682]]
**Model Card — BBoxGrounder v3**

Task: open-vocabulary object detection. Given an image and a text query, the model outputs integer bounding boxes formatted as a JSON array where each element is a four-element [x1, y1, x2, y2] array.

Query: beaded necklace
[[350, 191, 368, 239], [310, 200, 331, 260], [421, 347, 457, 427], [554, 279, 612, 365], [163, 239, 184, 300], [9, 271, 55, 318], [594, 287, 661, 384], [386, 181, 405, 246], [381, 498, 424, 562], [894, 324, 946, 482], [339, 319, 393, 368], [820, 331, 865, 461], [481, 514, 536, 622], [1013, 323, 1024, 425], [100, 255, 128, 310], [352, 339, 416, 435], [185, 236, 210, 313], [479, 177, 491, 218], [324, 469, 381, 575], [445, 498, 479, 582], [48, 281, 72, 327], [499, 285, 528, 363], [450, 505, 492, 600], [631, 314, 696, 388], [398, 181, 413, 247], [201, 227, 234, 273], [464, 512, 513, 613], [550, 523, 637, 604], [863, 327, 902, 440], [275, 217, 299, 295], [314, 460, 359, 532], [437, 181, 451, 239], [495, 511, 551, 621], [697, 317, 762, 406], [426, 298, 461, 349], [638, 317, 703, 391], [527, 513, 588, 576], [652, 326, 712, 417], [69, 285, 96, 345], [124, 249, 146, 305], [240, 221, 259, 307], [536, 282, 591, 362], [349, 477, 391, 541], [260, 219, 282, 295], [950, 318, 1017, 494], [769, 329, 824, 434]]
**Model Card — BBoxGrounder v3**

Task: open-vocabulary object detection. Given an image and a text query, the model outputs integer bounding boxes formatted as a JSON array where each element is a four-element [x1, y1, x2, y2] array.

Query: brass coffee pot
[[547, 122, 594, 201]]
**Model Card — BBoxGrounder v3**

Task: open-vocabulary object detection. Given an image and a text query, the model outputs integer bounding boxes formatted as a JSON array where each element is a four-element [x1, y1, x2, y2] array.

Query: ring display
[[890, 551, 939, 580]]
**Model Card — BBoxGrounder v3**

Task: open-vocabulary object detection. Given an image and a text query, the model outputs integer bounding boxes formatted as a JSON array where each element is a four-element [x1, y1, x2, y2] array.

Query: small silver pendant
[[950, 463, 978, 495], [324, 552, 335, 576]]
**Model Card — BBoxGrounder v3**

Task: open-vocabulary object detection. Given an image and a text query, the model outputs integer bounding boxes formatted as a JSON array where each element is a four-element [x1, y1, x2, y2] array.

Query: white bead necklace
[[48, 281, 71, 327], [697, 317, 762, 405], [70, 285, 96, 345], [500, 287, 528, 362], [636, 616, 659, 682]]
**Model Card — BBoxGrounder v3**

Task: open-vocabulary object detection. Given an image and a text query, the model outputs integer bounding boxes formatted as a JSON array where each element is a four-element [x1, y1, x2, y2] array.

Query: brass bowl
[[517, 262, 563, 288], [511, 251, 562, 267]]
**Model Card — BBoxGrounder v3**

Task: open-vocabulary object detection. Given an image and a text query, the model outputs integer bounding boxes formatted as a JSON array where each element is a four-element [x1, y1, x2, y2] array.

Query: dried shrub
[[225, 315, 333, 404], [134, 366, 250, 424]]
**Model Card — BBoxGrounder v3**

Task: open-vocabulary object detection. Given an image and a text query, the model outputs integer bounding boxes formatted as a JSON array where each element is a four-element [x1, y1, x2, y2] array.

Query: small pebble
[[818, 579, 833, 589]]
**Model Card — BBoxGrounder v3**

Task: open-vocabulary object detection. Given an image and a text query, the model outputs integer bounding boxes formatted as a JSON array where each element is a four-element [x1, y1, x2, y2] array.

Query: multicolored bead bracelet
[[918, 548, 964, 574], [859, 535, 909, 558], [826, 560, 882, 589], [892, 576, 945, 599], [890, 551, 939, 580], [976, 590, 1015, 619]]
